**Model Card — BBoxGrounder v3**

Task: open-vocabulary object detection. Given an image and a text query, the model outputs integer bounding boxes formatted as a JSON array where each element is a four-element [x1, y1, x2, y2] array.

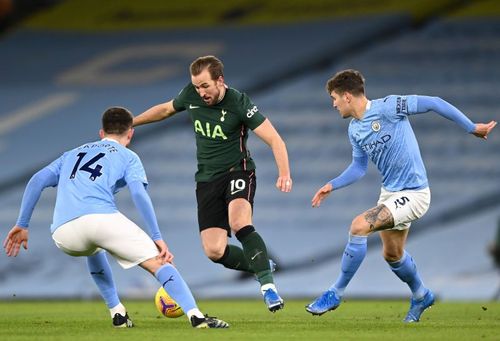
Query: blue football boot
[[263, 287, 284, 312], [305, 289, 341, 316], [403, 289, 435, 322]]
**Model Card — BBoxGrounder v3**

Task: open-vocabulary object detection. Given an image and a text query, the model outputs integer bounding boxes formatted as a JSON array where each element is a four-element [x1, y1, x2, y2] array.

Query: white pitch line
[[0, 93, 78, 136]]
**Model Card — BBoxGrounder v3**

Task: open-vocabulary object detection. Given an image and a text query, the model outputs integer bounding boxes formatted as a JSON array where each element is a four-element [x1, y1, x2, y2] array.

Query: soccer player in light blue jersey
[[305, 69, 497, 322], [3, 107, 228, 329]]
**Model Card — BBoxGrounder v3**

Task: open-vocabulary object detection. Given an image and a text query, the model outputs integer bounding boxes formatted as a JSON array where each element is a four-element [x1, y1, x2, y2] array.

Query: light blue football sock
[[388, 250, 427, 300], [87, 251, 120, 309], [155, 264, 197, 313], [329, 234, 368, 297]]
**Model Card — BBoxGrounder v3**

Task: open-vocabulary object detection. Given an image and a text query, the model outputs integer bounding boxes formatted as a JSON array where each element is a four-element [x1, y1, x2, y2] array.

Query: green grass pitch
[[0, 299, 499, 340]]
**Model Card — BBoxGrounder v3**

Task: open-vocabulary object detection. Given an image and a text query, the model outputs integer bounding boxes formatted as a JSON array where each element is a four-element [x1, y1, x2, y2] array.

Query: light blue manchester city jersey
[[348, 95, 428, 191], [46, 138, 147, 232]]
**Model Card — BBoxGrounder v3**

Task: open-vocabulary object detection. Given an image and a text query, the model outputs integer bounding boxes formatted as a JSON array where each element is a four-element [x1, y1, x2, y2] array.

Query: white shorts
[[377, 187, 431, 230], [51, 212, 159, 269]]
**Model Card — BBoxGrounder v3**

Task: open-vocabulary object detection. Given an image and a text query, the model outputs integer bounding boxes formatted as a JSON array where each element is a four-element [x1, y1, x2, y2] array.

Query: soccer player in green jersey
[[133, 55, 292, 312]]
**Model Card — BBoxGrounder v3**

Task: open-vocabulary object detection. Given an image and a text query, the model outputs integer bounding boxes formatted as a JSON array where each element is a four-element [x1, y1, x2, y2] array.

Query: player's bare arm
[[133, 100, 177, 127], [3, 225, 28, 257], [311, 183, 333, 208], [472, 120, 497, 139], [253, 118, 292, 193], [363, 204, 394, 232]]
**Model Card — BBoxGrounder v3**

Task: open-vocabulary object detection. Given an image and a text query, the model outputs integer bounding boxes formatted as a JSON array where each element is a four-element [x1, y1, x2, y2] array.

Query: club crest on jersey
[[220, 110, 227, 122], [371, 120, 381, 132]]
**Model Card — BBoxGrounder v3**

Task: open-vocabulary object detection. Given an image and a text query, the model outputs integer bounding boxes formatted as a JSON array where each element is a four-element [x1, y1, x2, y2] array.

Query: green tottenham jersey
[[173, 83, 266, 182]]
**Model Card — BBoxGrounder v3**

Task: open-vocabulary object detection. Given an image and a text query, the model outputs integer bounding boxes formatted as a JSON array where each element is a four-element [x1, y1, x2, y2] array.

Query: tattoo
[[364, 205, 394, 232]]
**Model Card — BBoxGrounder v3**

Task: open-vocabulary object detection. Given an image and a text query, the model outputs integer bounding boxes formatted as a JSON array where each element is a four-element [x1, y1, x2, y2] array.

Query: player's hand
[[311, 183, 333, 208], [3, 226, 29, 257], [154, 239, 174, 264], [276, 175, 292, 192], [472, 120, 497, 139]]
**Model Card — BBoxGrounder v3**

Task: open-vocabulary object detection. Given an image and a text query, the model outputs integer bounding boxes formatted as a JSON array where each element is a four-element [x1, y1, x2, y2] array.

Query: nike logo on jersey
[[189, 104, 200, 109], [251, 251, 263, 260]]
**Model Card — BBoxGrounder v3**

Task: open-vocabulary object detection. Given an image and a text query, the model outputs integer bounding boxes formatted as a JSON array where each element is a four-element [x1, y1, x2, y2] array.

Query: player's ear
[[345, 92, 352, 104], [128, 127, 134, 140], [217, 75, 224, 86], [99, 129, 105, 139]]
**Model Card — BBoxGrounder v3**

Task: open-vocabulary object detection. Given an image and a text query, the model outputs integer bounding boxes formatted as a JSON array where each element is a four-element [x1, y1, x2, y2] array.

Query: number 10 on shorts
[[230, 179, 246, 195]]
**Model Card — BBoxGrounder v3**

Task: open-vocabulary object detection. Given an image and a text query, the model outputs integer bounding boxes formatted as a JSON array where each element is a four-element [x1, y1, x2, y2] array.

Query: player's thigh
[[226, 170, 256, 230], [228, 199, 252, 230], [377, 187, 431, 230], [91, 213, 159, 269], [354, 204, 394, 234], [196, 175, 230, 234]]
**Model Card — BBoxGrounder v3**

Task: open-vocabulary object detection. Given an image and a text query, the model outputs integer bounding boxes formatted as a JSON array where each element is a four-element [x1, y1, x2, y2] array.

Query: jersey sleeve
[[46, 153, 65, 179], [381, 95, 418, 121], [16, 166, 59, 228], [172, 84, 190, 112], [239, 93, 266, 130], [328, 155, 368, 190], [124, 151, 148, 187], [415, 95, 475, 133], [128, 180, 162, 241], [348, 125, 366, 158]]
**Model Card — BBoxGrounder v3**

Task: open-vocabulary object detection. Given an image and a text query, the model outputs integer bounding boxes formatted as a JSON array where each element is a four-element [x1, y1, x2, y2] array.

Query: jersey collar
[[101, 137, 119, 144], [216, 84, 228, 104]]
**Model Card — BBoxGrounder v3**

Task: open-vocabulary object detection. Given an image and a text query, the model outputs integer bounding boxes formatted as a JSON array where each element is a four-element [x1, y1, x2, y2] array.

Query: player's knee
[[139, 256, 163, 274], [203, 244, 225, 262], [229, 219, 247, 231], [350, 215, 370, 236], [382, 248, 404, 262]]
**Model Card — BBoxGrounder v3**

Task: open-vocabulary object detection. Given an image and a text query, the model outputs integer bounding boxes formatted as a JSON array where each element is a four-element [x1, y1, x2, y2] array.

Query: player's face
[[330, 90, 352, 118], [191, 69, 225, 106]]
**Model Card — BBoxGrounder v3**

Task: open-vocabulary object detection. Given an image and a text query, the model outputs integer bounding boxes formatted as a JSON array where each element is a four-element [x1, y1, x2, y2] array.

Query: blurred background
[[0, 0, 499, 302]]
